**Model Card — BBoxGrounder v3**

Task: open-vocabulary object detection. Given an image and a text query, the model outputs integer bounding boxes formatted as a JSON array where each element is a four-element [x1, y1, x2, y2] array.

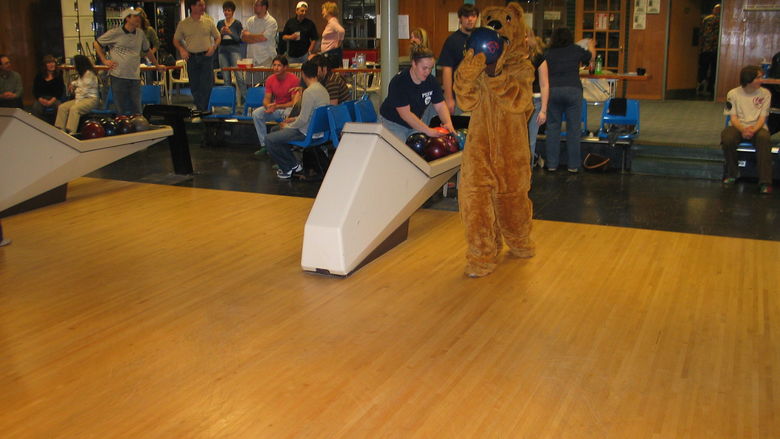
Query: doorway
[[666, 0, 719, 101]]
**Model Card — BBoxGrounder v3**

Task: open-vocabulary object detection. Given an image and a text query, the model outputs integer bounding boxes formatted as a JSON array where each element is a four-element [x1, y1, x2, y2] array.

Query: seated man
[[722, 65, 773, 194], [252, 55, 300, 154], [266, 60, 329, 179], [0, 54, 23, 109], [312, 54, 350, 105]]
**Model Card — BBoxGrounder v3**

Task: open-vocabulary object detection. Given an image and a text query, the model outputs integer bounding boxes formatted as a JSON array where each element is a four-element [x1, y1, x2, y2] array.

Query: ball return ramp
[[0, 108, 173, 213], [301, 123, 462, 276]]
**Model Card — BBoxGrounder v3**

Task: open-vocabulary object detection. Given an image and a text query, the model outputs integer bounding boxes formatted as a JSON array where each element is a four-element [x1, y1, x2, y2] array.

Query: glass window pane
[[595, 32, 607, 49], [583, 31, 594, 39], [584, 0, 595, 10], [597, 0, 608, 11], [608, 32, 620, 48], [607, 50, 619, 69], [583, 13, 594, 29], [609, 13, 620, 30]]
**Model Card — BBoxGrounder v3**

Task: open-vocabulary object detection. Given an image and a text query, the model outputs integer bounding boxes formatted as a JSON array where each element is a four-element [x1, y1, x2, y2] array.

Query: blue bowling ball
[[405, 132, 428, 157], [455, 129, 468, 150], [466, 27, 504, 65], [101, 120, 117, 136]]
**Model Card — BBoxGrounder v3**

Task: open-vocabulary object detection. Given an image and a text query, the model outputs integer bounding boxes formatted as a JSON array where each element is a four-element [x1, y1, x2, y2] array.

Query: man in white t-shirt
[[722, 65, 773, 194], [241, 0, 278, 86]]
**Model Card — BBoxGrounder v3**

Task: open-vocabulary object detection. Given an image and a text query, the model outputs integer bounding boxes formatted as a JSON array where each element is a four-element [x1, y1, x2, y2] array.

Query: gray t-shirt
[[97, 26, 150, 80], [288, 81, 329, 134], [727, 86, 771, 130]]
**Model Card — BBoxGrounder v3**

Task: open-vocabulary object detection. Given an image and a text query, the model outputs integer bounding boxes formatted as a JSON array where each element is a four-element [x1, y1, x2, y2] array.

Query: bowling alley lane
[[1, 176, 779, 438]]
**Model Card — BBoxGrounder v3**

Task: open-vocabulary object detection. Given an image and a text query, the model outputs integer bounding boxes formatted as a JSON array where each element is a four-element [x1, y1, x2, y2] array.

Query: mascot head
[[482, 2, 528, 70]]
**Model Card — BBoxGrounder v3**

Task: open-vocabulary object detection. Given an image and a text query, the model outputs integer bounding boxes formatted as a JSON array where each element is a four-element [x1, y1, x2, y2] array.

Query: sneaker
[[545, 167, 557, 172], [759, 184, 773, 194], [0, 238, 11, 247], [722, 177, 736, 185], [567, 168, 579, 173], [191, 116, 202, 123], [253, 146, 267, 157], [276, 163, 303, 179]]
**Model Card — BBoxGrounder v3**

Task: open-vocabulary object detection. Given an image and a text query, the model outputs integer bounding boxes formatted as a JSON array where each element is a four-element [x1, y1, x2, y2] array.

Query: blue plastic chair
[[560, 98, 589, 137], [343, 99, 358, 120], [724, 115, 754, 149], [236, 86, 265, 121], [204, 85, 237, 119], [289, 105, 331, 148], [91, 88, 115, 115], [140, 84, 161, 107], [327, 103, 353, 148], [354, 97, 377, 123], [597, 98, 640, 141]]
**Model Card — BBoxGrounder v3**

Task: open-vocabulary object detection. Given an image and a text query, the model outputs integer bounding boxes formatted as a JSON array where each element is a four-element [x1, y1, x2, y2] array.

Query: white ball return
[[0, 108, 173, 213], [301, 123, 462, 276]]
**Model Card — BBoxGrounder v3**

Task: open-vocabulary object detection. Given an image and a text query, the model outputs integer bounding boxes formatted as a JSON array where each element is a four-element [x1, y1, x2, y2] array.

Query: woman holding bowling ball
[[379, 46, 455, 142], [55, 55, 99, 135]]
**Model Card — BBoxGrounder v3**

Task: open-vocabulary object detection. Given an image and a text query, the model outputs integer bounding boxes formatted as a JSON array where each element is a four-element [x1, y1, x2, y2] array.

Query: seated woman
[[55, 55, 99, 134], [378, 46, 454, 142], [31, 55, 65, 122]]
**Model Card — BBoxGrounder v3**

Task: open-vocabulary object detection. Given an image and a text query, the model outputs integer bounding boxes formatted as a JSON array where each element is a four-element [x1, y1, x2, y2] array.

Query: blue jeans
[[266, 127, 306, 172], [187, 53, 214, 111], [218, 45, 246, 103], [286, 53, 309, 64], [110, 77, 141, 115], [545, 86, 583, 170], [252, 107, 292, 146], [380, 116, 414, 143], [528, 96, 542, 160]]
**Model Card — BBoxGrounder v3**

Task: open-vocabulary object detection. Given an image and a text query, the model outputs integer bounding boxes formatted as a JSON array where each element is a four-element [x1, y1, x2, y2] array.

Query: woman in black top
[[217, 1, 245, 103], [543, 28, 594, 172], [31, 55, 65, 122]]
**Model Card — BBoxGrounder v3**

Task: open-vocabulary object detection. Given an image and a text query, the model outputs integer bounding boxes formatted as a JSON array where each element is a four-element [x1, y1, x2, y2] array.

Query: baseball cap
[[296, 1, 308, 8], [120, 8, 142, 20]]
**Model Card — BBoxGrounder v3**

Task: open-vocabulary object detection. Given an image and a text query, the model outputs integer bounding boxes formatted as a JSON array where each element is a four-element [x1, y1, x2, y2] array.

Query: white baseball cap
[[296, 2, 308, 9], [120, 8, 142, 20]]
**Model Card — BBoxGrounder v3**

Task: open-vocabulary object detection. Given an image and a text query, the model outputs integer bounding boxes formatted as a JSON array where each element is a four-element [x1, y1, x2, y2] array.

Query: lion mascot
[[454, 2, 535, 277]]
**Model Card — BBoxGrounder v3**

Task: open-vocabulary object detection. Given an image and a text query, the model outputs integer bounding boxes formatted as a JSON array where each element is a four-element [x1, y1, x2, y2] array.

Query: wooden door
[[577, 0, 626, 72]]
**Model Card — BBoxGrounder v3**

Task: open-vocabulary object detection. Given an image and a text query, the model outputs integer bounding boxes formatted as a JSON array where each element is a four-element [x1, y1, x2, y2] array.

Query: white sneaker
[[0, 238, 12, 247], [276, 163, 303, 179]]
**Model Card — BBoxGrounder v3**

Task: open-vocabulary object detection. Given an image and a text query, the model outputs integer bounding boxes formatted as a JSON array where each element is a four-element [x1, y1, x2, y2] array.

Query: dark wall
[[0, 0, 63, 107]]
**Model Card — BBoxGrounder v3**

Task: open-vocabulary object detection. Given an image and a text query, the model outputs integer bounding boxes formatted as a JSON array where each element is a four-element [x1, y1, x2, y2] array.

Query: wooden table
[[222, 66, 381, 100], [580, 72, 651, 99], [58, 64, 182, 103]]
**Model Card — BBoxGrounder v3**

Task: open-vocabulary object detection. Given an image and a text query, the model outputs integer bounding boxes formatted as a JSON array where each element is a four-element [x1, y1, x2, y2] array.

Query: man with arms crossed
[[173, 0, 221, 112]]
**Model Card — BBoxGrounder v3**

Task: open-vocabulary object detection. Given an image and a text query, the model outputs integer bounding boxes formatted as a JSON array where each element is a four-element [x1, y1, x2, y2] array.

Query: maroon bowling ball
[[116, 119, 136, 135], [114, 115, 130, 124], [443, 135, 459, 154], [425, 136, 450, 161], [81, 121, 106, 139]]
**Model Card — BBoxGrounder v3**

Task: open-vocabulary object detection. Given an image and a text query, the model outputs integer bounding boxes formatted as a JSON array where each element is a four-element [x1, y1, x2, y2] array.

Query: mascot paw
[[464, 262, 496, 278], [508, 247, 535, 259], [457, 49, 487, 82]]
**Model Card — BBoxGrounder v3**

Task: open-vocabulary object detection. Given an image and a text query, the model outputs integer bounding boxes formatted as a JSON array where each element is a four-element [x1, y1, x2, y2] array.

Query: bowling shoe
[[276, 163, 303, 179]]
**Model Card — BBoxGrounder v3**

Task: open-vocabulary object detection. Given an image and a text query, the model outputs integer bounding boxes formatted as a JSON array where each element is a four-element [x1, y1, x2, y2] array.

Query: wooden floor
[[1, 177, 779, 438]]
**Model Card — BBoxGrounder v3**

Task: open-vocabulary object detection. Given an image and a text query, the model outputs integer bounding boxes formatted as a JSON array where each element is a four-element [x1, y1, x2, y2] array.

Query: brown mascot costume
[[454, 2, 535, 277]]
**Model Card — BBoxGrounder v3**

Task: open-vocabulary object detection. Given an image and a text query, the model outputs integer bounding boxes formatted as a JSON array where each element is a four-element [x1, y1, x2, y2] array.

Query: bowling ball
[[443, 135, 459, 154], [466, 27, 505, 65], [81, 121, 106, 139], [114, 115, 130, 124], [425, 136, 450, 161], [432, 126, 450, 136], [405, 132, 428, 157], [130, 114, 151, 131], [101, 120, 117, 136], [116, 119, 136, 135], [455, 129, 468, 150]]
